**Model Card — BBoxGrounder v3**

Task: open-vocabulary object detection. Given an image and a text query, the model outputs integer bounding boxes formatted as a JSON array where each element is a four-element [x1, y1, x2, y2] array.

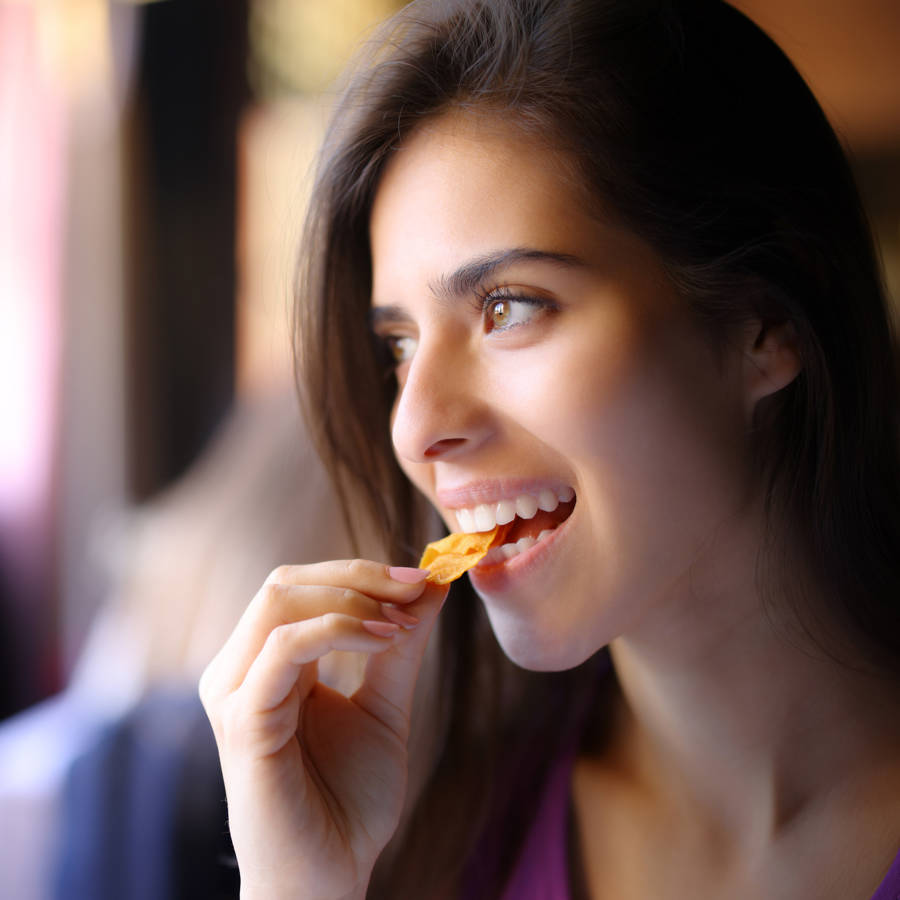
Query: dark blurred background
[[0, 0, 898, 721]]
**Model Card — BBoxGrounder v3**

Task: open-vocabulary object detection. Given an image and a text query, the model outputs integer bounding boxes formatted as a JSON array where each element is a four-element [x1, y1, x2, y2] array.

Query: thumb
[[351, 580, 448, 740]]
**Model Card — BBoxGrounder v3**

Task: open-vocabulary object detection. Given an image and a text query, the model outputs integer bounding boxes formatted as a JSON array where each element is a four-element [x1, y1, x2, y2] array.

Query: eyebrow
[[369, 247, 585, 328]]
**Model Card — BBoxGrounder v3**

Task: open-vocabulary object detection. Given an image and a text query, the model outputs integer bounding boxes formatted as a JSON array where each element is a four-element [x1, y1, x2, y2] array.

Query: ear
[[741, 319, 802, 417]]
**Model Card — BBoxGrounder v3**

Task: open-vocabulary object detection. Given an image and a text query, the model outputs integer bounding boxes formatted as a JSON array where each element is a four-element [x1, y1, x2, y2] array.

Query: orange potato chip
[[419, 524, 510, 584]]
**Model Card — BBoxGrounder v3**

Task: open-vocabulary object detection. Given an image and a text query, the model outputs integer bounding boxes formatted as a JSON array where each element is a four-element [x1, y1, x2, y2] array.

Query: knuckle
[[256, 581, 287, 614], [345, 558, 369, 579], [320, 611, 347, 634], [264, 564, 293, 586], [220, 692, 248, 738], [198, 665, 213, 704], [268, 621, 296, 652], [198, 659, 222, 708], [198, 669, 225, 734], [220, 692, 294, 756]]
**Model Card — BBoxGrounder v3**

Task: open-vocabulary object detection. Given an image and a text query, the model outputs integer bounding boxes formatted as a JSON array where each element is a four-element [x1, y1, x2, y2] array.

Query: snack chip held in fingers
[[419, 524, 511, 584]]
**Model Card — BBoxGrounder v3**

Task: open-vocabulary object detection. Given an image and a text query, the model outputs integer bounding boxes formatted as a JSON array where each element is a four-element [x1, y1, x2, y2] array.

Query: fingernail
[[380, 604, 419, 629], [388, 566, 428, 583], [362, 620, 400, 637]]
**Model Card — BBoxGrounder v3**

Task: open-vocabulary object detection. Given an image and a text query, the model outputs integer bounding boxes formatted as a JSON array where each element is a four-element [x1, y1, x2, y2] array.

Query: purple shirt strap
[[870, 849, 900, 900], [499, 746, 576, 900]]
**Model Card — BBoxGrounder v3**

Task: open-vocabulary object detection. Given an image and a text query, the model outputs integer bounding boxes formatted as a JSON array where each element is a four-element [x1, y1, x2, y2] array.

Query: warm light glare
[[34, 0, 115, 128], [249, 0, 404, 95]]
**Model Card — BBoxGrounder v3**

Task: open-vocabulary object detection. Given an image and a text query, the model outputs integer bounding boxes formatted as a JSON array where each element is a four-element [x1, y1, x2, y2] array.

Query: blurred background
[[0, 0, 898, 897], [0, 0, 407, 723]]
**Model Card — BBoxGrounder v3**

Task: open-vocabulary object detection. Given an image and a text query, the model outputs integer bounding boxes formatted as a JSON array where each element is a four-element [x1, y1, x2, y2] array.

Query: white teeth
[[537, 489, 559, 512], [453, 487, 574, 533], [456, 508, 476, 532], [515, 494, 539, 520], [479, 546, 503, 565], [477, 525, 558, 567], [474, 503, 495, 532], [495, 499, 517, 525]]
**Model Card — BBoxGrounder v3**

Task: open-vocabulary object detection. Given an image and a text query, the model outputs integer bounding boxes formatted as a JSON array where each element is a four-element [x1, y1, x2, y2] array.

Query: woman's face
[[369, 112, 755, 670]]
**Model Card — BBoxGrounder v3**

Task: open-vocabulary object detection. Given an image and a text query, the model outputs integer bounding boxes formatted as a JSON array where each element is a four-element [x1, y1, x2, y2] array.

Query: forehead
[[369, 110, 603, 296]]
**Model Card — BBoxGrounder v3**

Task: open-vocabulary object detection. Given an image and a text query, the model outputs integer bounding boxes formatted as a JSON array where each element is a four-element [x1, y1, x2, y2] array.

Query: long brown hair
[[295, 0, 900, 894]]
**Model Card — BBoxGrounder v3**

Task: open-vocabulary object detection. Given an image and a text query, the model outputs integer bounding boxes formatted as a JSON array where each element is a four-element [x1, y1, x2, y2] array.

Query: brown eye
[[482, 294, 547, 333], [386, 335, 417, 364], [489, 299, 511, 327]]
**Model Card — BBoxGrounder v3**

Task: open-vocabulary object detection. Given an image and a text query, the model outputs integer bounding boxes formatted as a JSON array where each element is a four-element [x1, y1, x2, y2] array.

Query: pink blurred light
[[0, 5, 65, 529]]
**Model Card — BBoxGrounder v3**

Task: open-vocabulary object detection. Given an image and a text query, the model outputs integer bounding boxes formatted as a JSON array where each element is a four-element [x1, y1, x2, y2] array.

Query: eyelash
[[374, 288, 556, 372], [474, 287, 555, 333]]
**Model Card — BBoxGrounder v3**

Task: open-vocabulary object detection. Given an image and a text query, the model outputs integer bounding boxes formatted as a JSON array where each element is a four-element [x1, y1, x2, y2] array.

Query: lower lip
[[469, 507, 575, 593]]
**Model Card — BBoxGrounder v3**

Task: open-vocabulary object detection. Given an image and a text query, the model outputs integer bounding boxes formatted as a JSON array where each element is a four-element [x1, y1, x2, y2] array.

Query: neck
[[604, 510, 900, 852]]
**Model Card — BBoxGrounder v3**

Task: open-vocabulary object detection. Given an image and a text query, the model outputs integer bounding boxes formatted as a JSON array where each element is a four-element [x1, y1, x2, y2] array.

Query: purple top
[[500, 750, 900, 900]]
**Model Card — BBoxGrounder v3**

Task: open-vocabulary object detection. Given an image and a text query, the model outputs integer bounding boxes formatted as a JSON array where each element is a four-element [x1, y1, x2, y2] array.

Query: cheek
[[498, 306, 647, 452], [503, 309, 744, 490]]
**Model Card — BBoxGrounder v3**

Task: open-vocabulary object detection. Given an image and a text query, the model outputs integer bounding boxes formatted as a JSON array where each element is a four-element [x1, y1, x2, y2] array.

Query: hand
[[199, 560, 447, 899]]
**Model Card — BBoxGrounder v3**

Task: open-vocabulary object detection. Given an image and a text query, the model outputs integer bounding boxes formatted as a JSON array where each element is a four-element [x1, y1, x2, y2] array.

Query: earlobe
[[742, 319, 802, 416]]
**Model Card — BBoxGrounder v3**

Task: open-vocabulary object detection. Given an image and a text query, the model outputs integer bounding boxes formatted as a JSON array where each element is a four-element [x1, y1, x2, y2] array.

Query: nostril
[[423, 437, 468, 458]]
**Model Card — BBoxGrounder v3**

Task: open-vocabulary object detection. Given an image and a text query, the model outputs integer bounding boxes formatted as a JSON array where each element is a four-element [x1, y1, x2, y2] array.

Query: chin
[[478, 597, 599, 672]]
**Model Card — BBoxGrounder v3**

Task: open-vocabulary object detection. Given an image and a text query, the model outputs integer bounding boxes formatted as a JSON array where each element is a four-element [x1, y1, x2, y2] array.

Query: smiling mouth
[[452, 486, 576, 565]]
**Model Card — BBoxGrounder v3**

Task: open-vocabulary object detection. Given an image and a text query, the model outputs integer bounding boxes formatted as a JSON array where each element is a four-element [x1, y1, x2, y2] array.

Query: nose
[[391, 336, 492, 464]]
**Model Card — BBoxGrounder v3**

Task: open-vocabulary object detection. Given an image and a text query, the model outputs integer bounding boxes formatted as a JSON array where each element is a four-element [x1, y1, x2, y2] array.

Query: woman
[[199, 1, 900, 897]]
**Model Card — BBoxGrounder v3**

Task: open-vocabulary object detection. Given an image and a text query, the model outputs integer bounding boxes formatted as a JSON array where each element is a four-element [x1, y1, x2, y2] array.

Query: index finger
[[203, 559, 429, 698], [264, 559, 428, 603]]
